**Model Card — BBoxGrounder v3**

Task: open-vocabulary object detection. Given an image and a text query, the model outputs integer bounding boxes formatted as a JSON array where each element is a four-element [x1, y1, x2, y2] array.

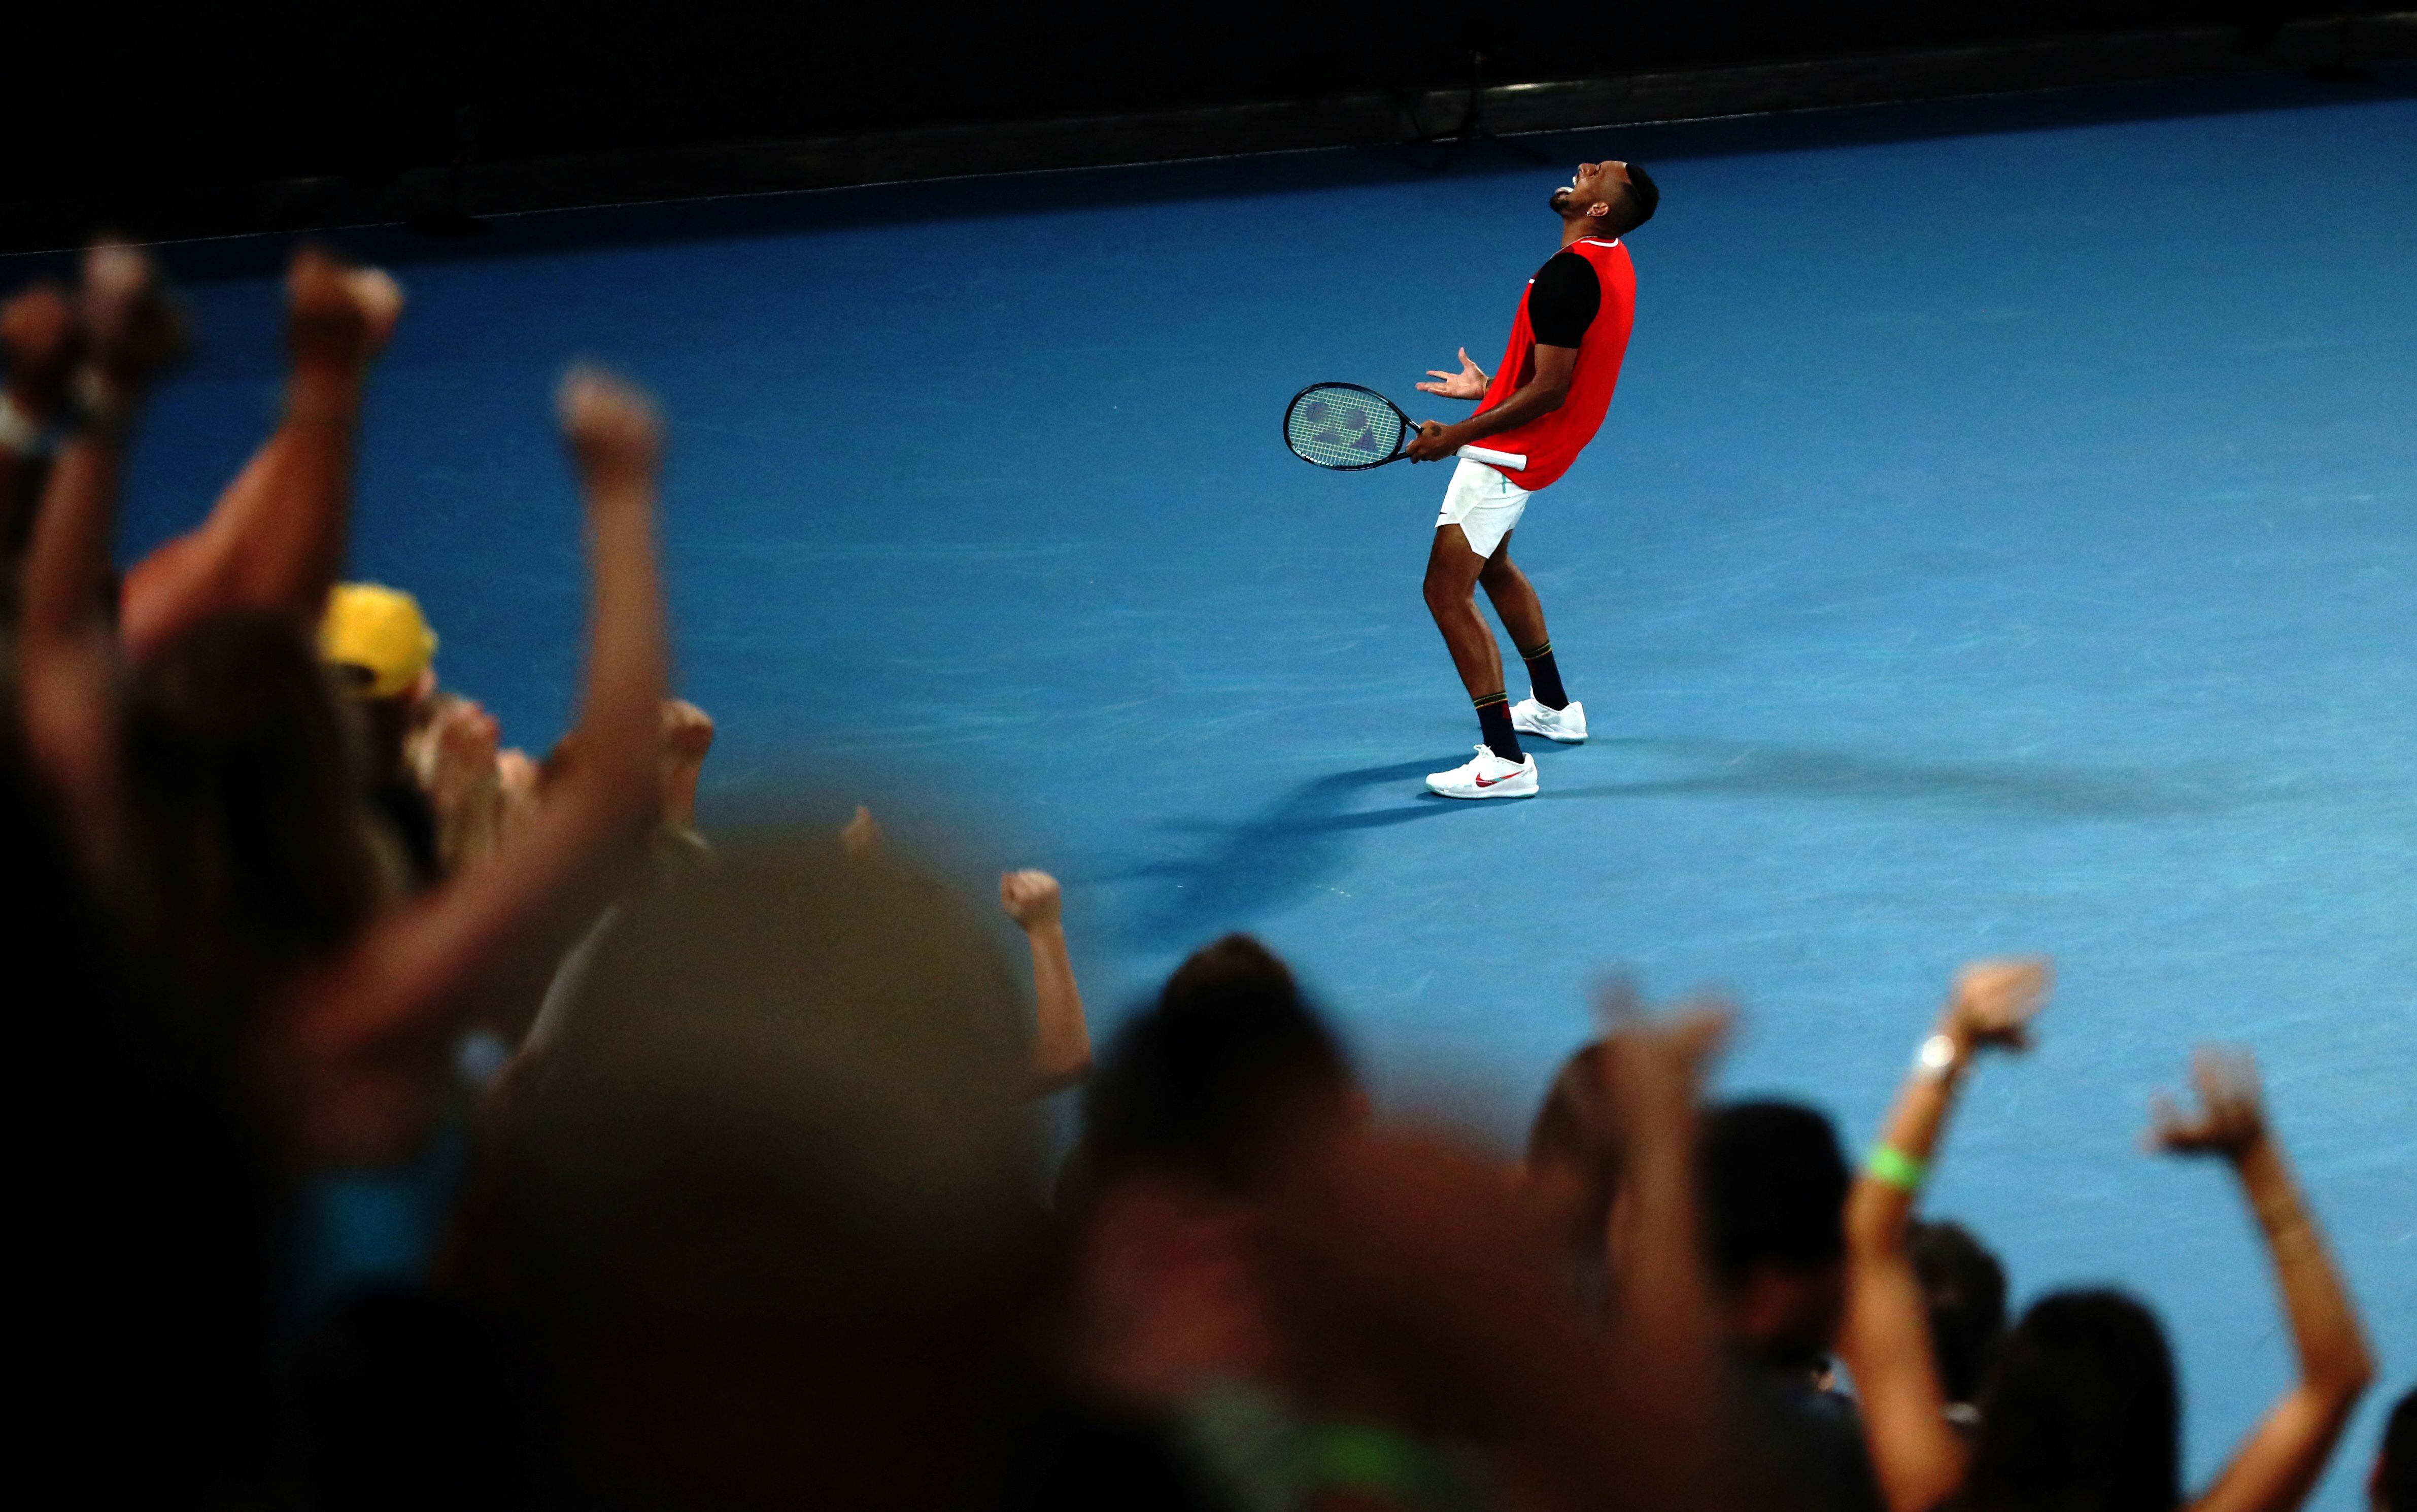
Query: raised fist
[[558, 365, 662, 484], [999, 869, 1062, 931]]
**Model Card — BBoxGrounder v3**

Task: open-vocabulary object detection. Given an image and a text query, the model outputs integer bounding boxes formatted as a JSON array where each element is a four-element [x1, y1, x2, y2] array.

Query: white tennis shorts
[[1435, 456, 1531, 558]]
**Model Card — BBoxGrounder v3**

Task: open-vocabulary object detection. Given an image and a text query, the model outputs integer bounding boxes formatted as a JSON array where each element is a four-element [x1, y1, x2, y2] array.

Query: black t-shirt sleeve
[[1526, 251, 1601, 348]]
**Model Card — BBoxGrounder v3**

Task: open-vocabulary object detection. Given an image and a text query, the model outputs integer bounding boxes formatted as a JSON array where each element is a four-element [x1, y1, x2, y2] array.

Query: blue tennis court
[[84, 67, 2417, 1507]]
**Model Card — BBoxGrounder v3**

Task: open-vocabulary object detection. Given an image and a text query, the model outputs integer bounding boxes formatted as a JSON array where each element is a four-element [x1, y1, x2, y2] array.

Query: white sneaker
[[1511, 697, 1587, 743], [1425, 743, 1538, 800]]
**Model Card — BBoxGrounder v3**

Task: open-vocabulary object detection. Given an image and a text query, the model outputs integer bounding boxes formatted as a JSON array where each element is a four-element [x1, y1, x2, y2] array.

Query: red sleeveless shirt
[[1474, 235, 1636, 491]]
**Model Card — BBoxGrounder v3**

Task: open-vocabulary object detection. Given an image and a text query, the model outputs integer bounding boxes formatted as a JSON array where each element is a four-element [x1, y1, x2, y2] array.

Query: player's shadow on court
[[1107, 757, 1474, 947], [1111, 740, 2232, 946], [1539, 738, 2228, 818]]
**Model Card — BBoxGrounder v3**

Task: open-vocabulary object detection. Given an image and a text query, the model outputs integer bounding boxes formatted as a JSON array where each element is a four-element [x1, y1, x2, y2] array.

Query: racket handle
[[1457, 444, 1528, 471]]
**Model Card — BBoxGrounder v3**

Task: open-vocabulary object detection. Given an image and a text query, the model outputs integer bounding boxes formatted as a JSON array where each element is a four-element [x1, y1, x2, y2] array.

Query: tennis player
[[1406, 159, 1656, 799]]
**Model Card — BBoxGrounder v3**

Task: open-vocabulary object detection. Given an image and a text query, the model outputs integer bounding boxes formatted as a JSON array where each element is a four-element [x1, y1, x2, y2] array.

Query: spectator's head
[[1699, 1098, 1851, 1367], [2376, 1386, 2416, 1512], [1912, 1218, 2009, 1408], [1065, 935, 1356, 1406], [507, 833, 1046, 1509], [321, 583, 440, 792], [1078, 933, 1356, 1197], [1967, 1289, 2179, 1512], [123, 613, 385, 1028], [320, 581, 438, 705]]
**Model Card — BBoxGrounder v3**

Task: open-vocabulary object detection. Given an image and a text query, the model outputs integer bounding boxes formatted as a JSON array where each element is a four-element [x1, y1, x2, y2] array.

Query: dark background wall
[[1, 2, 2382, 230]]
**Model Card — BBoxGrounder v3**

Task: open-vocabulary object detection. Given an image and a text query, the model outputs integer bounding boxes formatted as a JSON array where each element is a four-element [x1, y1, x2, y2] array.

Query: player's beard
[[1548, 187, 1572, 214]]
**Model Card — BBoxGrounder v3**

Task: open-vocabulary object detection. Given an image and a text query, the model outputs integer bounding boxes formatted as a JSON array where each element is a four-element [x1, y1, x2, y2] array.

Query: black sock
[[1475, 692, 1522, 762], [1520, 640, 1569, 710]]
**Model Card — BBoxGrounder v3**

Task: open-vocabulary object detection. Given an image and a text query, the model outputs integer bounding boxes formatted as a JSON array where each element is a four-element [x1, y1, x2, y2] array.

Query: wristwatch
[[1913, 1032, 1960, 1081]]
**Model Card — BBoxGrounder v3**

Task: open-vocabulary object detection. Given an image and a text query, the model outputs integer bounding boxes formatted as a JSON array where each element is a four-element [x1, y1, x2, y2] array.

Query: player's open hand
[[1415, 347, 1489, 400], [1405, 420, 1455, 463]]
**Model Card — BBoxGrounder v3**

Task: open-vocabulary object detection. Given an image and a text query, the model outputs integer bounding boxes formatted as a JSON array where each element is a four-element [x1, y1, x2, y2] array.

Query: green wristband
[[1866, 1143, 1928, 1191], [1303, 1420, 1434, 1507]]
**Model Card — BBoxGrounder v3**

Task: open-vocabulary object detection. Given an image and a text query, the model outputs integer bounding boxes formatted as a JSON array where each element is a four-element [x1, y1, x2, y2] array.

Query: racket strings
[[1285, 385, 1408, 467]]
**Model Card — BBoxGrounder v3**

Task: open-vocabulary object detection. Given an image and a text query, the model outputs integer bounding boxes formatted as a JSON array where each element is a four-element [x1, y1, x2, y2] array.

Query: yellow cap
[[319, 582, 438, 698]]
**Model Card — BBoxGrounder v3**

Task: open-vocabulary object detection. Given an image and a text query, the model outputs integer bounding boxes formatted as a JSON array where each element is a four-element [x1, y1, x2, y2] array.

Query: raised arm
[[118, 247, 401, 662], [2159, 1050, 2374, 1512], [1258, 1000, 1734, 1512], [1, 282, 77, 554], [999, 868, 1091, 1094], [262, 368, 669, 1166], [1596, 998, 1734, 1512], [1840, 958, 2052, 1512], [16, 245, 188, 876], [658, 698, 715, 834]]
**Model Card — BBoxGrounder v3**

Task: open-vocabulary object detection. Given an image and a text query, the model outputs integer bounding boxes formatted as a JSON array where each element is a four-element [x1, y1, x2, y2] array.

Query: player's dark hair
[[1911, 1218, 2009, 1405], [1614, 163, 1660, 234], [1698, 1098, 1849, 1285], [1076, 935, 1353, 1194], [1966, 1289, 2180, 1512]]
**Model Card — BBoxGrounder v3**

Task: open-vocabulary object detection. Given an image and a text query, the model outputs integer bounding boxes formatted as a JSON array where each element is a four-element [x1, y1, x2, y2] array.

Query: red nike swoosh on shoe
[[1474, 770, 1517, 786]]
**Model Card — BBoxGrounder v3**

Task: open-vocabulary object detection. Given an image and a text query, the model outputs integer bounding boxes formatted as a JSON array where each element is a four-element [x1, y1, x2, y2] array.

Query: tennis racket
[[1282, 382, 1528, 472]]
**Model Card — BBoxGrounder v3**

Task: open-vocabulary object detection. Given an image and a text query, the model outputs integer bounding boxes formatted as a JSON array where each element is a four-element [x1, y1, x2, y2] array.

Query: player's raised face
[[1548, 160, 1632, 221]]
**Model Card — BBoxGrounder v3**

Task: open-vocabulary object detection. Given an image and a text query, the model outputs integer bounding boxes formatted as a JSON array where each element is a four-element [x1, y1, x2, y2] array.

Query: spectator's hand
[[498, 747, 539, 801], [559, 365, 662, 487], [999, 869, 1062, 932], [78, 242, 188, 408], [412, 698, 506, 874], [3, 283, 80, 418], [1415, 347, 1488, 400], [347, 267, 405, 358], [657, 698, 714, 829], [1946, 956, 2052, 1051], [1596, 980, 1730, 1124], [495, 748, 541, 847], [422, 697, 502, 803], [283, 246, 384, 377], [660, 699, 715, 765], [2150, 1046, 2269, 1163], [840, 804, 883, 860]]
